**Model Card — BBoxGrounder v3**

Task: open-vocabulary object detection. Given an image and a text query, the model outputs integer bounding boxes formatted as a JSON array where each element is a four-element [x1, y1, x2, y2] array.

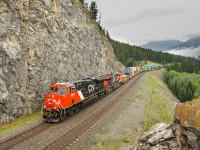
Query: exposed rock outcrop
[[0, 0, 120, 123], [132, 98, 200, 150]]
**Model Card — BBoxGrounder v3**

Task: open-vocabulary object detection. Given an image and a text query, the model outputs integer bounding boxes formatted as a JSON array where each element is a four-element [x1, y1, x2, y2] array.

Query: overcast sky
[[85, 0, 200, 45]]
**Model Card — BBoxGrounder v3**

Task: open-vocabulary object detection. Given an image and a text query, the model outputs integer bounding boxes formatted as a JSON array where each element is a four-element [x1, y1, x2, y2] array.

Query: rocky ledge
[[132, 98, 200, 150]]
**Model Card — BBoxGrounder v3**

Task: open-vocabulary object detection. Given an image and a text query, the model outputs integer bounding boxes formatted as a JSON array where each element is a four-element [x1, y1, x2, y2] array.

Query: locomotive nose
[[45, 94, 64, 109]]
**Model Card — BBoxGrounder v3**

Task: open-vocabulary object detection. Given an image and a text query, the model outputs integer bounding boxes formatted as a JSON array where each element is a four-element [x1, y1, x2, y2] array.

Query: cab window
[[51, 87, 68, 96], [57, 88, 68, 95], [70, 87, 76, 93], [50, 87, 57, 92]]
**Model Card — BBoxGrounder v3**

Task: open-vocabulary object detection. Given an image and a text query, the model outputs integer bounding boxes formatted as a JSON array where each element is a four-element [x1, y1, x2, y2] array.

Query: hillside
[[0, 0, 120, 123], [141, 36, 200, 59], [171, 36, 200, 49]]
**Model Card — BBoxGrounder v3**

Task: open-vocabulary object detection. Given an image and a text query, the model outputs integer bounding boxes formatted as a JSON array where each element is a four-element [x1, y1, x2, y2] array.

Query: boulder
[[175, 98, 200, 128], [132, 98, 200, 150]]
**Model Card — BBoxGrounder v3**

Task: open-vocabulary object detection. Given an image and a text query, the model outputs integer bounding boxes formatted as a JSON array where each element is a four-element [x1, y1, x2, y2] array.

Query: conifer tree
[[79, 0, 84, 4], [89, 1, 98, 20], [106, 30, 110, 39]]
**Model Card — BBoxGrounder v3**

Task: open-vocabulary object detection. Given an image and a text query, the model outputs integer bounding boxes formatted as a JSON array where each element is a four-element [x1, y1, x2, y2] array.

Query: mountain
[[141, 40, 183, 51], [141, 36, 200, 59], [171, 36, 200, 49], [141, 36, 200, 51]]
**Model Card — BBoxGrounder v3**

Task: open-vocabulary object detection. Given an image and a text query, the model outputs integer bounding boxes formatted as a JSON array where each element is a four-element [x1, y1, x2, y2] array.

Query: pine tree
[[89, 1, 98, 20], [79, 0, 84, 4], [98, 13, 101, 25], [106, 30, 110, 39]]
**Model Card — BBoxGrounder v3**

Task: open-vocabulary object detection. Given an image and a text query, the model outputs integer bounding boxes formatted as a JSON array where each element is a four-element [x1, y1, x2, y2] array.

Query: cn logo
[[48, 99, 61, 106], [88, 85, 95, 93]]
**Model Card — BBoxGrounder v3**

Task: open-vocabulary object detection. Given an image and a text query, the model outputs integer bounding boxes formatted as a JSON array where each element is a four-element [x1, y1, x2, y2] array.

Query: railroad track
[[40, 73, 143, 150], [0, 123, 54, 150], [0, 97, 100, 150]]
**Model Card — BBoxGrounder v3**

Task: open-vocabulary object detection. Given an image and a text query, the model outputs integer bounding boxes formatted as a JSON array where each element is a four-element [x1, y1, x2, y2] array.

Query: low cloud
[[166, 46, 200, 58], [106, 9, 184, 28]]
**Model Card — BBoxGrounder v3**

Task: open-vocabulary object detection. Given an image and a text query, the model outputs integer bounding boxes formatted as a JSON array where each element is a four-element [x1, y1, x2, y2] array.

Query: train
[[42, 65, 162, 122]]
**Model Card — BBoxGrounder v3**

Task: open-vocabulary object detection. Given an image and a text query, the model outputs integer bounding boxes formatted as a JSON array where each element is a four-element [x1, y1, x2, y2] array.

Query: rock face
[[133, 98, 200, 150], [0, 0, 120, 123]]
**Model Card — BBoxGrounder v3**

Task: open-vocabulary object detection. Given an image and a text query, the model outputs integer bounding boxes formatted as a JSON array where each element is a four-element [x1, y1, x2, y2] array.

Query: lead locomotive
[[43, 74, 120, 122]]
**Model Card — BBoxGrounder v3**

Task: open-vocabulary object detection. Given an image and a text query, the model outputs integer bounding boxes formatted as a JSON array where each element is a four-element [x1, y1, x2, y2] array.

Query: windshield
[[51, 87, 68, 96]]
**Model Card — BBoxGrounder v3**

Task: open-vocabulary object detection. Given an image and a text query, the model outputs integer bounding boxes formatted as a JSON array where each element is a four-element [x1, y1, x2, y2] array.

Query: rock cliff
[[0, 0, 120, 123], [132, 98, 200, 150]]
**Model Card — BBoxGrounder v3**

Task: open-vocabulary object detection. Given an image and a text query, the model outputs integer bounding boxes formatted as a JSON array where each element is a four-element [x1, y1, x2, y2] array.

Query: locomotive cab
[[50, 84, 69, 96]]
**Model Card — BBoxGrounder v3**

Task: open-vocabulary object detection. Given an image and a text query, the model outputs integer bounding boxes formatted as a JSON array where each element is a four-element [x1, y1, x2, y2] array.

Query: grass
[[132, 92, 143, 99], [118, 61, 125, 68], [92, 133, 103, 150], [145, 72, 169, 92], [136, 61, 161, 66], [143, 74, 174, 130], [146, 61, 161, 66], [90, 138, 128, 150], [122, 137, 131, 143], [0, 110, 42, 135]]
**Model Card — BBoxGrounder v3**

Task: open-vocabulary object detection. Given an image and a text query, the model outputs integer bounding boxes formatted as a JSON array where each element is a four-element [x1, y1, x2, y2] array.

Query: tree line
[[79, 0, 98, 21], [163, 71, 200, 102]]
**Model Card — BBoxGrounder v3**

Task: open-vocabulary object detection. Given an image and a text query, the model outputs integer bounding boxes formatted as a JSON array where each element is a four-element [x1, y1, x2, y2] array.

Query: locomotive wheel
[[69, 109, 74, 116], [104, 90, 107, 95]]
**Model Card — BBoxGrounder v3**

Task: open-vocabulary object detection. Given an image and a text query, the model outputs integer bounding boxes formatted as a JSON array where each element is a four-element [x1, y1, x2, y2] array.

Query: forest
[[163, 71, 200, 102], [109, 39, 200, 73]]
